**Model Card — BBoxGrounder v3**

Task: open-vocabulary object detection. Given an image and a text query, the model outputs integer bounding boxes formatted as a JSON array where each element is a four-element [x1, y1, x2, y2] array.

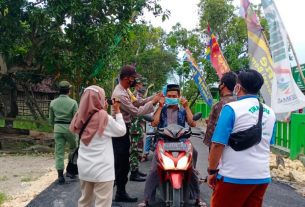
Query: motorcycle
[[144, 113, 203, 207]]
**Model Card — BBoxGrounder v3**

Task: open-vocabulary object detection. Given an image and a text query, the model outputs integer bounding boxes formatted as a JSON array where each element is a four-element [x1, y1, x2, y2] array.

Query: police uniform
[[111, 67, 155, 202], [49, 81, 78, 184]]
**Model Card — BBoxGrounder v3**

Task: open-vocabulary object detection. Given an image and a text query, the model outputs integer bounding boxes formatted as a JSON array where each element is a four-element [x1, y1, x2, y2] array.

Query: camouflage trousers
[[130, 133, 143, 172]]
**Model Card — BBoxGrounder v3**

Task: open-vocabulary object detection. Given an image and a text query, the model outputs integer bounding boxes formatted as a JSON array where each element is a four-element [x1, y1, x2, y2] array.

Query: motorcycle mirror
[[143, 114, 154, 122], [193, 112, 202, 121]]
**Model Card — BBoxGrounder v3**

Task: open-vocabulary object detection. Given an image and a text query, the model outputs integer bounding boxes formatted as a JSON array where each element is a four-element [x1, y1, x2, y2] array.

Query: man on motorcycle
[[138, 84, 206, 207]]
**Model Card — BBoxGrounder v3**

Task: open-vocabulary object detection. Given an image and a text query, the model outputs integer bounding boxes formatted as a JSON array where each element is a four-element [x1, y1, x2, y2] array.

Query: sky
[[144, 0, 305, 65]]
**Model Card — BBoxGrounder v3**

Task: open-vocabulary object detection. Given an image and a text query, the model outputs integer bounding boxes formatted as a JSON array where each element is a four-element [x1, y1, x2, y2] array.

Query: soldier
[[129, 76, 151, 182], [49, 81, 78, 185]]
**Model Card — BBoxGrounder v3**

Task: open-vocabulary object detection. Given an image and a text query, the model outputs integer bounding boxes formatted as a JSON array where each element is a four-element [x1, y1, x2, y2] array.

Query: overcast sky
[[144, 0, 305, 65]]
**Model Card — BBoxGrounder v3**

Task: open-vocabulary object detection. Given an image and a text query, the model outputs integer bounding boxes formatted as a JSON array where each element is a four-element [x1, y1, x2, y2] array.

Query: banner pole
[[272, 1, 305, 85]]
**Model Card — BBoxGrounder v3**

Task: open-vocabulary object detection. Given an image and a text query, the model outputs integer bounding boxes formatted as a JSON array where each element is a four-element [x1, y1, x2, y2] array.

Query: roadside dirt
[[0, 153, 57, 207]]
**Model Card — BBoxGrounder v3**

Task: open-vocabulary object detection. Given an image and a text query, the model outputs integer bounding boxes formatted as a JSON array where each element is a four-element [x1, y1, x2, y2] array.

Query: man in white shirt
[[207, 69, 276, 207]]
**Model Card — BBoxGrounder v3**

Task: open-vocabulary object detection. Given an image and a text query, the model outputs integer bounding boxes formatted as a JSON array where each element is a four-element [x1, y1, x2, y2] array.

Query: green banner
[[292, 64, 305, 91]]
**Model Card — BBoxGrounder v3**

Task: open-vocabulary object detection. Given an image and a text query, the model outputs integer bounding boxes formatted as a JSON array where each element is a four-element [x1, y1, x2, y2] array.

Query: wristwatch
[[207, 168, 219, 175]]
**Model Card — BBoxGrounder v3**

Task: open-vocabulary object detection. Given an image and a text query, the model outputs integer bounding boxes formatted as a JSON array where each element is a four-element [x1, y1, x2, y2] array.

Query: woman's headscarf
[[70, 85, 109, 145]]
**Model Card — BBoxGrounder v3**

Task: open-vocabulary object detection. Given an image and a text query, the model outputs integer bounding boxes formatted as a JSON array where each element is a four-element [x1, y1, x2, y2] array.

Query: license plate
[[163, 142, 187, 151]]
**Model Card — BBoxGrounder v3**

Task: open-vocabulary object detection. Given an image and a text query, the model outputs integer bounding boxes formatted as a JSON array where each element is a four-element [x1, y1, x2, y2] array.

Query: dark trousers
[[113, 125, 130, 193]]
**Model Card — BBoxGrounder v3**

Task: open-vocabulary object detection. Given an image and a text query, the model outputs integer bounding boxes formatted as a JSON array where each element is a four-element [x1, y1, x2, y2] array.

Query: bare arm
[[207, 142, 225, 190], [208, 143, 225, 169], [151, 96, 165, 127], [151, 106, 163, 127]]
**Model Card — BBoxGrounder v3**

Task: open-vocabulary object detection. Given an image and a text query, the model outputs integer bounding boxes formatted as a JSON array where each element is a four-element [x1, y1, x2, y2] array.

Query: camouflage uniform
[[130, 116, 145, 172], [129, 77, 153, 181]]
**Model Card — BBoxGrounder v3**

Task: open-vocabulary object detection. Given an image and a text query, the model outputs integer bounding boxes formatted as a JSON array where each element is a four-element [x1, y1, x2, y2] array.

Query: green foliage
[[0, 192, 7, 205], [13, 119, 52, 132], [0, 0, 170, 99], [0, 119, 4, 127]]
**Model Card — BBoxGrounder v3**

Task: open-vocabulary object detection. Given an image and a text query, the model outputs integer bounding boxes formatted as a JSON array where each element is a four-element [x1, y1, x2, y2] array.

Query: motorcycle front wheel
[[172, 188, 181, 207]]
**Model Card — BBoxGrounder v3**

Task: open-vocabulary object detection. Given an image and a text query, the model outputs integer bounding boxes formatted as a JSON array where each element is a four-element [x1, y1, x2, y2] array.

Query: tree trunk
[[189, 90, 200, 109], [0, 54, 7, 74]]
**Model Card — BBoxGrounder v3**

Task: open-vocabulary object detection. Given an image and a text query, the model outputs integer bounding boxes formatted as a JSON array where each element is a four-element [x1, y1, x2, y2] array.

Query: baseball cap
[[119, 65, 140, 79]]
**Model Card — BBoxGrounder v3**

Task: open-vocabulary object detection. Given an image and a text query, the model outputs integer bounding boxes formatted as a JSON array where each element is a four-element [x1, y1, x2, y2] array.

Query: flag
[[184, 50, 213, 106], [240, 0, 275, 107], [205, 25, 230, 79], [261, 0, 305, 113]]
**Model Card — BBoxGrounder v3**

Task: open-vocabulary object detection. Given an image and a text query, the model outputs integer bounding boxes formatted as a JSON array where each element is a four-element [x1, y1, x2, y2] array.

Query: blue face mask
[[165, 97, 179, 106]]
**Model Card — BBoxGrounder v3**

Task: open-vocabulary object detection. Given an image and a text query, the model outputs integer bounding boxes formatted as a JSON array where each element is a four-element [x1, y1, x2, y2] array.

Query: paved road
[[27, 137, 305, 207]]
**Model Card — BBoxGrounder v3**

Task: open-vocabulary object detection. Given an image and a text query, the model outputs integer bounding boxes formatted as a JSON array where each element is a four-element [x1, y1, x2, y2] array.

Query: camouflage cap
[[59, 80, 72, 90], [136, 76, 148, 86]]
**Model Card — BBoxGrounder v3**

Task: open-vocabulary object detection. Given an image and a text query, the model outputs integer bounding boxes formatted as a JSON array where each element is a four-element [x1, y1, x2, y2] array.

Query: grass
[[13, 119, 53, 133], [0, 119, 4, 127], [0, 176, 8, 182], [20, 175, 35, 182], [0, 192, 7, 205], [0, 117, 53, 132]]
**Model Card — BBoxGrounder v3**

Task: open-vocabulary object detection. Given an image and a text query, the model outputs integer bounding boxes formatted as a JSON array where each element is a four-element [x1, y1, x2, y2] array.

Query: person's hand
[[152, 93, 162, 105], [159, 96, 165, 108], [104, 101, 109, 111], [113, 98, 121, 114], [180, 97, 188, 108], [207, 174, 217, 190]]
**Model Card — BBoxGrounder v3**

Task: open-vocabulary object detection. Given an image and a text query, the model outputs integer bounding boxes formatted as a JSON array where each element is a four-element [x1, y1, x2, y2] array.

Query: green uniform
[[130, 116, 144, 172], [49, 95, 78, 170]]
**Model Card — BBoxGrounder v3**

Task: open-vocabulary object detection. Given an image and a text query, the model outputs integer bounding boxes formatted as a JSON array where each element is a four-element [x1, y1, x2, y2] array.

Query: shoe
[[195, 199, 207, 207], [138, 201, 149, 207], [115, 192, 138, 202], [137, 170, 147, 177], [66, 172, 77, 179], [130, 172, 146, 182], [57, 170, 65, 185]]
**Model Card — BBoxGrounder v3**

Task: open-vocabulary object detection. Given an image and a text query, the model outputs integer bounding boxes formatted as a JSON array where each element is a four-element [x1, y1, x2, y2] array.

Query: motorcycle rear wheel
[[172, 189, 181, 207]]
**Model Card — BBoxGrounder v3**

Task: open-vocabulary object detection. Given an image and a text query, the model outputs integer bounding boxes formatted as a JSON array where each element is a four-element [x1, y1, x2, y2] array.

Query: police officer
[[49, 81, 78, 185], [111, 65, 161, 203]]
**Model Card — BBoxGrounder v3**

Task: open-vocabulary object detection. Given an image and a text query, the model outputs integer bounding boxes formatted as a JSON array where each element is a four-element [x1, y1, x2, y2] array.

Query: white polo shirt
[[211, 95, 276, 184]]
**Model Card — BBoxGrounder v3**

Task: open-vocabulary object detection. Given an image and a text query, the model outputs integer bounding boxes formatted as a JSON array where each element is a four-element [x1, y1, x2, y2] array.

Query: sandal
[[196, 199, 207, 207]]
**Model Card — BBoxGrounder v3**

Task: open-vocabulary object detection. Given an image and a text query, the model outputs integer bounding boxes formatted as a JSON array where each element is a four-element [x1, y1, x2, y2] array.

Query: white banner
[[262, 0, 305, 113]]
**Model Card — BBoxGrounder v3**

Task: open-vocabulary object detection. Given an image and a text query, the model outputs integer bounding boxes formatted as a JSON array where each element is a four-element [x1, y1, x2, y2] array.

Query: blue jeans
[[144, 123, 154, 154]]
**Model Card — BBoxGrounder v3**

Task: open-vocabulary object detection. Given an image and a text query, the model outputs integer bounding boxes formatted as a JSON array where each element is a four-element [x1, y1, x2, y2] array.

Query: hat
[[166, 84, 180, 92], [119, 65, 140, 79], [59, 81, 72, 90], [136, 76, 148, 86]]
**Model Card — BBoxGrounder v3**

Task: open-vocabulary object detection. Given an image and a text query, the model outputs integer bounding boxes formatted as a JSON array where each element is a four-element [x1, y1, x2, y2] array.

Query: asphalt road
[[26, 137, 305, 207]]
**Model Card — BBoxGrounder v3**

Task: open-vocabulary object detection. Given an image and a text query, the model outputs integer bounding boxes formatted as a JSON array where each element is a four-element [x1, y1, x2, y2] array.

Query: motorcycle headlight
[[161, 153, 175, 170], [176, 156, 189, 170]]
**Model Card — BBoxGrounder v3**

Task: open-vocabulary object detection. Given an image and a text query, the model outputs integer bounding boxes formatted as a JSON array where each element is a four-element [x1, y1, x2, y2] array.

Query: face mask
[[138, 86, 146, 94], [129, 79, 136, 88], [165, 97, 179, 106], [233, 84, 240, 98], [218, 83, 224, 97]]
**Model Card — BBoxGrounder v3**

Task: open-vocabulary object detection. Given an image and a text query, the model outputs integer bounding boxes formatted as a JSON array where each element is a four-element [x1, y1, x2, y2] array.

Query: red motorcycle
[[145, 113, 203, 207]]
